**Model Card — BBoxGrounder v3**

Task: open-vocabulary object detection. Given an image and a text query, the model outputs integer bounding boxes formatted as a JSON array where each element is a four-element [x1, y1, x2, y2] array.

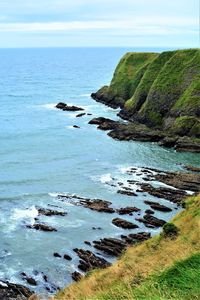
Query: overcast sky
[[0, 0, 198, 48]]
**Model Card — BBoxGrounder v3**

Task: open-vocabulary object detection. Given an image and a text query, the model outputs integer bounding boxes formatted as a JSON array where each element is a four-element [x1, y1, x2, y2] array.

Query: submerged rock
[[76, 113, 86, 118], [37, 207, 67, 217], [112, 218, 139, 229], [21, 273, 37, 286], [117, 190, 137, 196]]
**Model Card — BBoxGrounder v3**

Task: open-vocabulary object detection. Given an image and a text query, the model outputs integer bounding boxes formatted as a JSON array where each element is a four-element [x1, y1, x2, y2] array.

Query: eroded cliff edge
[[91, 49, 200, 152]]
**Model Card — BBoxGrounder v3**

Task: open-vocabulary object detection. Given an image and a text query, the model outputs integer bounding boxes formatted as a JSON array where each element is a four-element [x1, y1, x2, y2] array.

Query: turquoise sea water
[[0, 48, 199, 294]]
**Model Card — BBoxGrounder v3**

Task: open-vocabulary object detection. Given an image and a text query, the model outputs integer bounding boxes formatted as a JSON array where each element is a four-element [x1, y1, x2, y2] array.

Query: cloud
[[0, 17, 197, 35]]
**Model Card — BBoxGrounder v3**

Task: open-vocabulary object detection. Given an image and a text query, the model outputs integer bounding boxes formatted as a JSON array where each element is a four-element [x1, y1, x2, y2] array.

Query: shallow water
[[0, 48, 199, 293]]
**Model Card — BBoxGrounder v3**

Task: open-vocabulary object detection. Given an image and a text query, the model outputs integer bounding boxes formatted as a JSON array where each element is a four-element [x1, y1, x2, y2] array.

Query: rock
[[87, 113, 92, 116], [71, 271, 82, 282], [76, 113, 86, 118], [73, 249, 111, 272], [112, 218, 139, 229], [93, 238, 127, 256], [55, 102, 67, 109], [53, 252, 62, 258], [184, 165, 200, 173], [89, 117, 120, 131], [144, 200, 172, 212], [73, 125, 80, 129], [37, 208, 67, 217], [26, 223, 57, 232], [121, 232, 151, 244], [0, 280, 34, 300], [155, 171, 200, 193], [21, 273, 37, 286], [63, 254, 72, 261], [84, 241, 91, 246], [117, 206, 141, 215], [140, 183, 187, 205], [92, 227, 102, 230], [145, 209, 155, 215], [79, 199, 115, 213], [136, 214, 166, 228], [117, 190, 137, 196]]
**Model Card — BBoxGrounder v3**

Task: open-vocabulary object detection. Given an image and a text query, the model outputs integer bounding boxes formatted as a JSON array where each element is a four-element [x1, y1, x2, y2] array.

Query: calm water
[[0, 48, 199, 294]]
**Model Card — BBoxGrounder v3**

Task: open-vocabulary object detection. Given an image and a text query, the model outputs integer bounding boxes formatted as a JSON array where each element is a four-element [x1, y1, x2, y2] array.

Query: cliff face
[[92, 49, 200, 139]]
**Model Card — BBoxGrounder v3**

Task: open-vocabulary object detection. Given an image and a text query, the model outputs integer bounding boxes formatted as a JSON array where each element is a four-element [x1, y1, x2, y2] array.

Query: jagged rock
[[73, 249, 111, 272], [21, 273, 37, 286], [117, 190, 137, 196], [26, 223, 57, 232], [79, 199, 115, 213], [76, 113, 86, 118], [89, 117, 120, 131], [144, 200, 172, 212], [121, 232, 151, 244], [112, 218, 139, 229], [117, 207, 141, 215], [71, 271, 82, 282], [93, 238, 127, 256], [55, 102, 84, 111], [140, 183, 187, 205], [63, 254, 72, 261], [184, 165, 200, 172], [136, 214, 166, 228], [0, 280, 33, 300], [37, 208, 67, 217], [155, 171, 200, 192], [53, 252, 61, 258]]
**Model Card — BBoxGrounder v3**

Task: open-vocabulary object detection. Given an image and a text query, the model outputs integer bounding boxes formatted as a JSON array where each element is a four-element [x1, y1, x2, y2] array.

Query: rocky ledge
[[55, 102, 84, 112], [0, 280, 34, 300], [89, 117, 200, 153]]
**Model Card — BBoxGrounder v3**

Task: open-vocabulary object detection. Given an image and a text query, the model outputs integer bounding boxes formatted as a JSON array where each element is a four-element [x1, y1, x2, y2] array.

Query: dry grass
[[53, 194, 200, 300]]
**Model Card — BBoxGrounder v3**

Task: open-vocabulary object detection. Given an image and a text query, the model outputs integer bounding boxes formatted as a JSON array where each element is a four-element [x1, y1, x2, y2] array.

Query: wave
[[79, 94, 91, 97], [38, 103, 57, 110], [11, 206, 38, 225]]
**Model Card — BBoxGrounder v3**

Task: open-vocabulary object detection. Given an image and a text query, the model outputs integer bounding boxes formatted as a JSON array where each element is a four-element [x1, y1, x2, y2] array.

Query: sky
[[0, 0, 199, 48]]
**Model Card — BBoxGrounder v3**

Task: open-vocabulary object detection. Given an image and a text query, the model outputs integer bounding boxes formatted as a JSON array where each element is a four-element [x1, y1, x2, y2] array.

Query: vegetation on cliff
[[92, 49, 200, 140], [55, 194, 200, 300]]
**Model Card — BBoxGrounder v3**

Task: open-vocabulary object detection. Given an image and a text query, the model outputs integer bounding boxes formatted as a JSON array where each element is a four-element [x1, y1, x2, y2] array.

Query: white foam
[[65, 125, 76, 129], [11, 206, 38, 225], [0, 281, 8, 287], [48, 192, 58, 198], [100, 173, 112, 183], [79, 94, 91, 97], [39, 103, 57, 110]]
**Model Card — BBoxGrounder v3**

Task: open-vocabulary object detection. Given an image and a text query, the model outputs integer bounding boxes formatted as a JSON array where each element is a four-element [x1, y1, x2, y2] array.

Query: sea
[[0, 47, 199, 294]]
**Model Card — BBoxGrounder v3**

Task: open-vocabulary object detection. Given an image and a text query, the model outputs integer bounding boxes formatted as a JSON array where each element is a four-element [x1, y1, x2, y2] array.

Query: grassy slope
[[55, 194, 200, 300], [108, 52, 158, 101]]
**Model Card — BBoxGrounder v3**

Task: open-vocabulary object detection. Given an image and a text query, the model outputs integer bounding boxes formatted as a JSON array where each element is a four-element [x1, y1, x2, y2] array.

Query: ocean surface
[[0, 47, 199, 295]]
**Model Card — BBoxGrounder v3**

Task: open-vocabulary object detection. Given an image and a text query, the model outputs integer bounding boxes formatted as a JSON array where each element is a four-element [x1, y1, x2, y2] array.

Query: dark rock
[[74, 249, 111, 272], [112, 218, 139, 229], [55, 102, 67, 109], [184, 165, 200, 173], [76, 113, 86, 118], [79, 199, 115, 213], [21, 273, 37, 286], [121, 232, 151, 244], [117, 206, 141, 215], [144, 200, 172, 212], [92, 227, 102, 230], [89, 117, 120, 131], [63, 106, 84, 112], [0, 280, 34, 300], [145, 209, 155, 215], [93, 238, 127, 256], [71, 271, 82, 282], [54, 252, 62, 258], [63, 254, 72, 261], [140, 183, 187, 205], [26, 223, 57, 232], [84, 241, 91, 246], [117, 190, 137, 196], [38, 207, 67, 217], [73, 125, 80, 129], [136, 214, 166, 228]]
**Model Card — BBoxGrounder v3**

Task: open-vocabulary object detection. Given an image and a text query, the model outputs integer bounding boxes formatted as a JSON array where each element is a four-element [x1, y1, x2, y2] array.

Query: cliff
[[91, 49, 200, 150]]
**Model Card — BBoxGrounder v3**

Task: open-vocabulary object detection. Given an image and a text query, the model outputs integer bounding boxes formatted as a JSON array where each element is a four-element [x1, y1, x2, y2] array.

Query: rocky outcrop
[[37, 207, 67, 217], [0, 280, 34, 300], [117, 206, 141, 215], [73, 249, 111, 272], [112, 218, 139, 229], [26, 223, 57, 232], [136, 214, 166, 228], [91, 49, 200, 152], [55, 102, 84, 111], [144, 200, 172, 212]]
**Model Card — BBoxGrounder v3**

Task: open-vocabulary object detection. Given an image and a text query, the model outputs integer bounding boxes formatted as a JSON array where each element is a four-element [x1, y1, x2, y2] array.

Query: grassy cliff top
[[55, 194, 200, 300]]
